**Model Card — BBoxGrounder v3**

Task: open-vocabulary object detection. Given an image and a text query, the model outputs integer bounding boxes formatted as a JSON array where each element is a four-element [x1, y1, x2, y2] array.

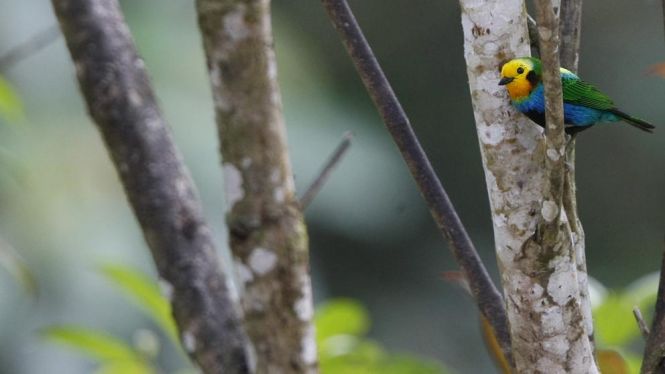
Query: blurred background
[[0, 0, 664, 373]]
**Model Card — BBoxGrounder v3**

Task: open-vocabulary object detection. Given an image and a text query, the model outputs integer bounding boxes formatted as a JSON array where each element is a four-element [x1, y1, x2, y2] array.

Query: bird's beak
[[498, 77, 514, 86]]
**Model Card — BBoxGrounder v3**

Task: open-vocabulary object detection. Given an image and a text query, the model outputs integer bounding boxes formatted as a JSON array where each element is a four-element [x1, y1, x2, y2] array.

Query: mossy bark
[[195, 1, 317, 373]]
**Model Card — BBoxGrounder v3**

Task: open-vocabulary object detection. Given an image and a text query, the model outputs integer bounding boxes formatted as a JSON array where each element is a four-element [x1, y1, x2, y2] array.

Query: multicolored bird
[[499, 57, 655, 135]]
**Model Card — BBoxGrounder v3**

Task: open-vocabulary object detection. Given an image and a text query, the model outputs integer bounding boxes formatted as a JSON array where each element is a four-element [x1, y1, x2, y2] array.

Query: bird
[[499, 57, 655, 135]]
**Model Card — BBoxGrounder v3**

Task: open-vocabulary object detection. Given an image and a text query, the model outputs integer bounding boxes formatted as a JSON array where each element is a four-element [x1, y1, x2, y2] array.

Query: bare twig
[[559, 0, 595, 350], [0, 24, 61, 72], [642, 250, 665, 373], [300, 131, 353, 209], [634, 306, 651, 340], [196, 1, 316, 372], [51, 1, 251, 372], [321, 0, 513, 368]]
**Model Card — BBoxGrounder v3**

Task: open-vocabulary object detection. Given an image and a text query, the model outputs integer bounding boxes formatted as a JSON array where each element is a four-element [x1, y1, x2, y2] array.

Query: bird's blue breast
[[513, 84, 618, 127]]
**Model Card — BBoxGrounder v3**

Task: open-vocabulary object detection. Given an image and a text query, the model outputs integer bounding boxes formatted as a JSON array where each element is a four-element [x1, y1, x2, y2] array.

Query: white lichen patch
[[547, 269, 577, 306], [542, 335, 570, 357], [248, 247, 278, 275], [223, 5, 251, 43], [479, 124, 506, 145], [536, 356, 564, 374], [223, 163, 245, 212], [182, 330, 196, 353], [241, 157, 252, 169], [301, 324, 318, 365], [128, 89, 143, 107], [158, 278, 174, 301], [273, 186, 285, 203], [492, 213, 507, 228], [546, 147, 560, 161], [540, 306, 564, 335], [235, 259, 254, 286], [541, 200, 558, 222], [295, 276, 314, 321]]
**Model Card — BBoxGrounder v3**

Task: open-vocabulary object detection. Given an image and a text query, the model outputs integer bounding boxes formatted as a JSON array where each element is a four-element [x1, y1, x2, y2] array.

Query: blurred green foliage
[[0, 75, 23, 123], [42, 326, 153, 374], [316, 299, 451, 373], [592, 273, 660, 373], [100, 264, 178, 344], [42, 266, 450, 374]]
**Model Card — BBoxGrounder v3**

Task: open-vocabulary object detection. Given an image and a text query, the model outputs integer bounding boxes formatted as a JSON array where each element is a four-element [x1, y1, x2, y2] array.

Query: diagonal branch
[[321, 0, 513, 368], [50, 1, 251, 372], [300, 131, 353, 210], [0, 24, 61, 72]]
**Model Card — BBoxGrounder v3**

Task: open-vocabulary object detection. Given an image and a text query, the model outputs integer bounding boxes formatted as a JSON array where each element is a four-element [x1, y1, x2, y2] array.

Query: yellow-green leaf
[[42, 326, 140, 362], [100, 264, 177, 343], [0, 76, 24, 123], [315, 299, 370, 343], [95, 360, 155, 374], [594, 294, 639, 346]]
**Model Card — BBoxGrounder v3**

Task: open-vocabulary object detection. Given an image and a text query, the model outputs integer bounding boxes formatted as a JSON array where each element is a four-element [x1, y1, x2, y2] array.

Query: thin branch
[[50, 1, 251, 372], [559, 0, 583, 71], [321, 0, 513, 368], [300, 131, 353, 209], [634, 306, 650, 340], [559, 0, 595, 349], [535, 1, 566, 204], [642, 249, 665, 373], [0, 24, 61, 72]]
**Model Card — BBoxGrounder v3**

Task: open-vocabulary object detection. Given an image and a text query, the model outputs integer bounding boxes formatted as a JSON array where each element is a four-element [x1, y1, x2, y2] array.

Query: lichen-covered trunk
[[196, 1, 317, 373], [458, 1, 598, 372]]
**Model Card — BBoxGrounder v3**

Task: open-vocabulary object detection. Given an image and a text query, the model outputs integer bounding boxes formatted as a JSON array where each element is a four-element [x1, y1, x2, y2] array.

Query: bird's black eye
[[517, 67, 524, 74]]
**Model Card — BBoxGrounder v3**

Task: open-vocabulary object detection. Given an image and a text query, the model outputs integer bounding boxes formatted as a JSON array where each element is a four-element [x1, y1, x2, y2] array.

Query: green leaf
[[594, 294, 639, 346], [315, 299, 369, 343], [42, 326, 141, 362], [95, 360, 155, 374], [100, 264, 178, 343], [0, 237, 37, 295], [0, 75, 24, 123]]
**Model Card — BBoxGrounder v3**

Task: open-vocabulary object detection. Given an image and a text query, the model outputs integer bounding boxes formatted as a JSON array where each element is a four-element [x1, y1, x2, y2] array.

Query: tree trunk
[[195, 1, 317, 373], [458, 1, 598, 372]]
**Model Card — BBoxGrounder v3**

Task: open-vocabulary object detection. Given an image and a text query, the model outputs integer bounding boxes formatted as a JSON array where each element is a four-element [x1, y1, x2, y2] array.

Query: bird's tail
[[608, 109, 656, 133]]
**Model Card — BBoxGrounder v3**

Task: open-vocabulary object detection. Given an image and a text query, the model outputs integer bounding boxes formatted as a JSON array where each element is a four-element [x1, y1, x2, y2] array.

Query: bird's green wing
[[561, 76, 615, 110]]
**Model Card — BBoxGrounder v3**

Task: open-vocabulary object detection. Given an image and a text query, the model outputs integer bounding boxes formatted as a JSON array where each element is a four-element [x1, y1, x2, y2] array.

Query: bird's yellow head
[[499, 57, 540, 101]]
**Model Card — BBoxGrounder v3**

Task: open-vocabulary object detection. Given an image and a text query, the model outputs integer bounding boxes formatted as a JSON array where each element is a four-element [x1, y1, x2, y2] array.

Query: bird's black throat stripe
[[526, 70, 539, 86], [522, 110, 592, 135]]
